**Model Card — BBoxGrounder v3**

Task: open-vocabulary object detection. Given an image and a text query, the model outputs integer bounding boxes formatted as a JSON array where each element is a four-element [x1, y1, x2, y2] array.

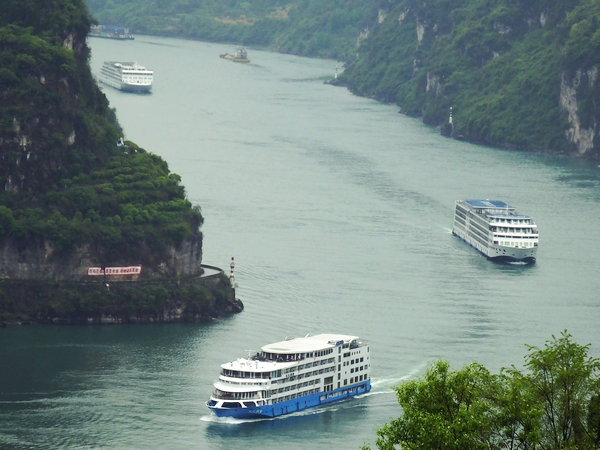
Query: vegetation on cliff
[[338, 0, 600, 158], [1, 1, 202, 263], [0, 0, 239, 323], [0, 0, 202, 263]]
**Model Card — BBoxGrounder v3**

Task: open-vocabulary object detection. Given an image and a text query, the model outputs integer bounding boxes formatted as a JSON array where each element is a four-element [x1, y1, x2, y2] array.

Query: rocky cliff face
[[560, 67, 599, 156], [0, 236, 203, 281]]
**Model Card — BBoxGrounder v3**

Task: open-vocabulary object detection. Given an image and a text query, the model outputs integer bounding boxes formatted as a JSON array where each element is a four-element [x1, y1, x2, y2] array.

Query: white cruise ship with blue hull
[[206, 334, 371, 419], [452, 199, 539, 263]]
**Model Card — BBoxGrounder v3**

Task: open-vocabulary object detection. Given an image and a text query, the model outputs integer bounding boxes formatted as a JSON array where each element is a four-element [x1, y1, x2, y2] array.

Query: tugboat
[[220, 47, 250, 63]]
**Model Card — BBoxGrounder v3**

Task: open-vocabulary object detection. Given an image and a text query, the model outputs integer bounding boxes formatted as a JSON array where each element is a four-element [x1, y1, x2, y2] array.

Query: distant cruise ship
[[89, 24, 134, 40], [452, 199, 539, 263], [99, 61, 153, 93], [206, 334, 371, 418]]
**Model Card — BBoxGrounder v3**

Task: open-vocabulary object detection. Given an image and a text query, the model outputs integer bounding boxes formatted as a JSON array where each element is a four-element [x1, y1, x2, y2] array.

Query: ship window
[[222, 402, 241, 408]]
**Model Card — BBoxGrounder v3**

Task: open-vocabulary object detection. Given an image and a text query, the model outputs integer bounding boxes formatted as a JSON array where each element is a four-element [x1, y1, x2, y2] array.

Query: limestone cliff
[[0, 236, 203, 281], [336, 0, 600, 159], [0, 0, 241, 324], [560, 68, 599, 156]]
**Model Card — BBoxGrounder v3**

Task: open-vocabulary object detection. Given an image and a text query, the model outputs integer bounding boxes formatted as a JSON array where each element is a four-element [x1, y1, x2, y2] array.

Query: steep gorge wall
[[560, 67, 599, 156], [339, 0, 600, 159], [0, 236, 203, 281]]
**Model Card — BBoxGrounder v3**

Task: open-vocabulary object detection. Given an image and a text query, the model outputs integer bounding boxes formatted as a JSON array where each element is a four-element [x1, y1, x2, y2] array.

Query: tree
[[370, 361, 498, 449], [492, 366, 543, 448], [364, 331, 600, 449], [524, 331, 600, 449]]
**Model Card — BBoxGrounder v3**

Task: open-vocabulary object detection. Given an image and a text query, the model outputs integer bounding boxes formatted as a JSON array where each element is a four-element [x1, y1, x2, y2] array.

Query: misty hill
[[86, 0, 600, 159]]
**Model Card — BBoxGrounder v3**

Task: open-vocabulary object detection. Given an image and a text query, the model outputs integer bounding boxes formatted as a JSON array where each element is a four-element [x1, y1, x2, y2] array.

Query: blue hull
[[207, 380, 371, 419]]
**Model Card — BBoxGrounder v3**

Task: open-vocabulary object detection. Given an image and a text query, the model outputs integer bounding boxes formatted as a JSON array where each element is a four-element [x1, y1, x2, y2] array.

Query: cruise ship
[[89, 24, 134, 40], [206, 334, 371, 418], [99, 61, 153, 93], [452, 199, 539, 263]]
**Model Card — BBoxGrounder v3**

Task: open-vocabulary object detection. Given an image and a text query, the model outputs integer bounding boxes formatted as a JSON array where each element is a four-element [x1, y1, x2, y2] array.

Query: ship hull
[[207, 380, 370, 419], [452, 230, 536, 263], [100, 78, 152, 93], [452, 199, 538, 264], [119, 83, 152, 93]]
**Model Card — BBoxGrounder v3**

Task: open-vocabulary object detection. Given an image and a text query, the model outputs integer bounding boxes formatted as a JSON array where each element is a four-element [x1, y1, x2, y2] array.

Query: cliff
[[0, 236, 202, 281], [336, 0, 600, 159], [0, 0, 241, 324]]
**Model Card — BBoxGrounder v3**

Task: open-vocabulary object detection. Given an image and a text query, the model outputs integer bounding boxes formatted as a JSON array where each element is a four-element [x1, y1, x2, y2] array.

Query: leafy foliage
[[364, 331, 600, 449], [3, 141, 202, 261], [376, 361, 497, 449]]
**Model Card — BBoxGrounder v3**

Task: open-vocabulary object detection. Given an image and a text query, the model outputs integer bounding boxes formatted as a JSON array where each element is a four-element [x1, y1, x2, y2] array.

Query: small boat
[[220, 47, 250, 63], [206, 334, 371, 418], [452, 199, 539, 263]]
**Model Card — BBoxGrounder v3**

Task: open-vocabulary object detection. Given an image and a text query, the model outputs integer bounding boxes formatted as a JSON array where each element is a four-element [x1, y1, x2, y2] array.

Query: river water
[[1, 36, 599, 449]]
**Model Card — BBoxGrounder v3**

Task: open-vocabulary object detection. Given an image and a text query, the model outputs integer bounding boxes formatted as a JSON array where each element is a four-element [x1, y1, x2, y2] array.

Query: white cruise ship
[[99, 61, 153, 93], [452, 199, 539, 263], [206, 334, 371, 418]]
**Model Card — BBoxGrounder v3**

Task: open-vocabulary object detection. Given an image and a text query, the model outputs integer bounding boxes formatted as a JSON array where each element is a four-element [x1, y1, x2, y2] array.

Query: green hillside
[[0, 0, 239, 324], [0, 0, 200, 263], [337, 0, 600, 158]]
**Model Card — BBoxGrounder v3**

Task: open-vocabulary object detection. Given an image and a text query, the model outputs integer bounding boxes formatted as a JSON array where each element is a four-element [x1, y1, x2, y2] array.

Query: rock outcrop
[[0, 236, 203, 281], [560, 68, 599, 156]]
